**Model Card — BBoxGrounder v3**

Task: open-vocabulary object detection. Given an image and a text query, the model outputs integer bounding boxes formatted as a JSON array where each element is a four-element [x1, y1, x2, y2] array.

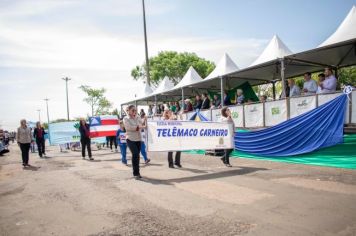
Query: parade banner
[[290, 96, 316, 119], [211, 108, 222, 122], [265, 100, 287, 126], [48, 122, 80, 145], [244, 103, 264, 127], [229, 105, 243, 127], [147, 120, 234, 151]]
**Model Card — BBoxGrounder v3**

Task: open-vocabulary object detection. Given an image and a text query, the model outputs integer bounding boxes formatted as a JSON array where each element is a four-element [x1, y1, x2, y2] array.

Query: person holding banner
[[17, 119, 32, 167], [123, 105, 146, 179], [220, 107, 234, 167], [163, 109, 182, 168], [33, 122, 46, 158], [116, 121, 127, 165], [79, 119, 93, 161]]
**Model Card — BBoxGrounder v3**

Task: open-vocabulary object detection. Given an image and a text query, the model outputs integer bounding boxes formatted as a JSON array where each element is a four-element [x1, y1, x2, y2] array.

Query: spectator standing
[[193, 95, 202, 110], [201, 93, 210, 109], [320, 67, 337, 93], [303, 72, 318, 95], [236, 89, 245, 104], [33, 122, 46, 158], [211, 94, 221, 108], [184, 99, 193, 112], [223, 90, 232, 106], [79, 118, 93, 160], [288, 79, 301, 97], [317, 73, 326, 94], [17, 119, 32, 167]]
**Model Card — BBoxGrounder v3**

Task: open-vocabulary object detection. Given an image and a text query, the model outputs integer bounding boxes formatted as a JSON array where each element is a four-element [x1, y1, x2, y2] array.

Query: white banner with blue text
[[147, 120, 234, 151]]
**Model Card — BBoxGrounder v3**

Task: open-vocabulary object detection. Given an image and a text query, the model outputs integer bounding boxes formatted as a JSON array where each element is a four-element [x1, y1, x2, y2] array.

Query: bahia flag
[[89, 115, 119, 138]]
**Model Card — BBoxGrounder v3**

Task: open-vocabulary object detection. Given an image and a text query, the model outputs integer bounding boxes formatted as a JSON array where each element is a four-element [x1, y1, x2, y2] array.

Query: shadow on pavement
[[141, 166, 268, 185], [23, 165, 41, 171]]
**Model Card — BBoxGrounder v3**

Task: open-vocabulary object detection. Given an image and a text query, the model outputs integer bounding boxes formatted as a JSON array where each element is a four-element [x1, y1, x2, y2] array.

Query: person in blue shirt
[[116, 121, 127, 165]]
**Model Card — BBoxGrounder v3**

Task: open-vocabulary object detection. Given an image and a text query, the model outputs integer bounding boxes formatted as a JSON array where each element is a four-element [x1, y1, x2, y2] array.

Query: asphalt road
[[1, 144, 356, 236]]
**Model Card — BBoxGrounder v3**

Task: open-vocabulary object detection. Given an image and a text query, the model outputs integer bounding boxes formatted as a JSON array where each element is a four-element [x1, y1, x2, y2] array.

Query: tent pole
[[220, 76, 224, 106], [272, 81, 276, 100], [280, 59, 286, 98], [181, 88, 184, 110], [154, 95, 157, 115]]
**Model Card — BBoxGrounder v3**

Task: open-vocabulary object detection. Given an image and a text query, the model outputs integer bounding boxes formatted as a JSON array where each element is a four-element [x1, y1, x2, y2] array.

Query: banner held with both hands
[[147, 120, 234, 152]]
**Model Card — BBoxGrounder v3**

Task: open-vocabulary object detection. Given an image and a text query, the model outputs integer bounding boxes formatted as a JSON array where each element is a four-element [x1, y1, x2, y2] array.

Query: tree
[[338, 66, 356, 86], [131, 51, 215, 85], [79, 85, 112, 116]]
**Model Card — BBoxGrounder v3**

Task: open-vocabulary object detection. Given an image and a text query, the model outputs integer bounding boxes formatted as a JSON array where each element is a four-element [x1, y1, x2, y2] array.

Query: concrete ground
[[0, 144, 356, 236]]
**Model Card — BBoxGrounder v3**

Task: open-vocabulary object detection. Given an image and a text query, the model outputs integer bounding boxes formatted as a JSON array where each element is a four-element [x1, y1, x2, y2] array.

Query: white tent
[[174, 66, 203, 89], [151, 76, 175, 95], [250, 35, 293, 66], [319, 6, 356, 47], [205, 53, 239, 80]]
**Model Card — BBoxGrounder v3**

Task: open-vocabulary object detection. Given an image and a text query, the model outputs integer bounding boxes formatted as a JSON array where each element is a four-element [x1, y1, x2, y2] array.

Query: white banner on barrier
[[318, 93, 342, 106], [152, 116, 161, 121], [186, 111, 195, 120], [265, 100, 287, 126], [229, 105, 243, 127], [244, 103, 264, 127], [211, 109, 222, 122], [147, 120, 234, 151], [290, 96, 316, 119], [200, 109, 212, 121]]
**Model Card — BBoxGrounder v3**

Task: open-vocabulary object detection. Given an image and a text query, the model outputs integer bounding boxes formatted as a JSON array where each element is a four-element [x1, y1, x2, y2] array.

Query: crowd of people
[[143, 67, 339, 118]]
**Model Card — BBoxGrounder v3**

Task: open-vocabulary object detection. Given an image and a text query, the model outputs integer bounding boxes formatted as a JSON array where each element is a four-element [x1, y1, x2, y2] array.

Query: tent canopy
[[205, 53, 239, 80], [319, 5, 356, 47], [173, 66, 203, 89], [250, 35, 293, 66]]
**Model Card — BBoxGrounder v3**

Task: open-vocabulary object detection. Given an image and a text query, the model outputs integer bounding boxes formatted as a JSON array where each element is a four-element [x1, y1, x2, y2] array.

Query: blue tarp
[[234, 94, 347, 156]]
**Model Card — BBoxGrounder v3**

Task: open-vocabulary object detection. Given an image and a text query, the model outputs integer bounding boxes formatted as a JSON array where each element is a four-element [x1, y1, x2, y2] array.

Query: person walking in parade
[[116, 121, 127, 165], [79, 118, 93, 160], [162, 109, 182, 168], [33, 121, 46, 158], [220, 107, 235, 167], [123, 105, 146, 179], [17, 119, 32, 167]]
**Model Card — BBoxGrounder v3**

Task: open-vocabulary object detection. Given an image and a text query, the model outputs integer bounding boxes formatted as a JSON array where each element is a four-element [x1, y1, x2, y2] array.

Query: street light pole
[[37, 109, 41, 122], [62, 77, 71, 121], [44, 98, 50, 125], [44, 98, 51, 144], [142, 0, 150, 86]]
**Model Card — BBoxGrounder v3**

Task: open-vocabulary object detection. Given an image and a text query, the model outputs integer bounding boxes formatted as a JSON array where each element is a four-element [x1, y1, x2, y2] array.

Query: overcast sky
[[0, 0, 355, 130]]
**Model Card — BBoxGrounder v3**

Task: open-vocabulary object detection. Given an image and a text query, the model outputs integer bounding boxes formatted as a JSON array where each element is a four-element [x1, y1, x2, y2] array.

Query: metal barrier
[[180, 90, 355, 127]]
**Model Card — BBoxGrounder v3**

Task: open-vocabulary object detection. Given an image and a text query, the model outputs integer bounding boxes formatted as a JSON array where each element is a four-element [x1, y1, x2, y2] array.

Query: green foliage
[[338, 66, 356, 86], [79, 85, 112, 116], [131, 51, 215, 85]]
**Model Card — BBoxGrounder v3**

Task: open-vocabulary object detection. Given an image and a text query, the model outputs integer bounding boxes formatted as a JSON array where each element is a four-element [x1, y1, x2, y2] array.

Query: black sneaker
[[175, 164, 182, 168], [134, 175, 142, 179], [89, 157, 94, 161], [169, 165, 175, 168], [220, 157, 226, 164]]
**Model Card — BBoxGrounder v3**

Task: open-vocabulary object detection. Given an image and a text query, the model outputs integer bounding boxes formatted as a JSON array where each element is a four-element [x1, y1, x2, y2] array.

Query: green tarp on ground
[[186, 134, 356, 169]]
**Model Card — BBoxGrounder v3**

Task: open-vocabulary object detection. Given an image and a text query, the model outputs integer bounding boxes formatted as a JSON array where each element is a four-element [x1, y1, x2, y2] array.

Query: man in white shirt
[[288, 79, 301, 97], [320, 67, 337, 93], [303, 72, 318, 95]]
